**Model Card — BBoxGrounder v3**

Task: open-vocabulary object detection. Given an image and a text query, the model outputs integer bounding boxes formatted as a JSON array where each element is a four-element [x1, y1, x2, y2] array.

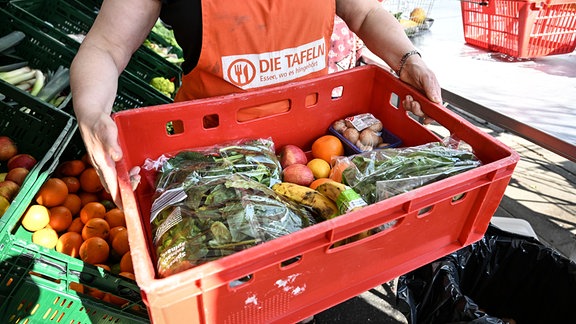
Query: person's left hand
[[398, 55, 442, 124]]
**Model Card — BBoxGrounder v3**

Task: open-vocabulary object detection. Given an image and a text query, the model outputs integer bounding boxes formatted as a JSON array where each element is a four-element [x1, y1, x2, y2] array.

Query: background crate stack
[[460, 0, 576, 58], [4, 0, 182, 100], [0, 7, 172, 113], [112, 65, 519, 323], [0, 80, 76, 231], [381, 0, 436, 36], [0, 8, 154, 322], [0, 130, 151, 323]]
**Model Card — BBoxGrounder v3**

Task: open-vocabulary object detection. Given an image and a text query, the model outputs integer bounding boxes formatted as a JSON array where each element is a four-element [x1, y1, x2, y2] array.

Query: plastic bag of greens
[[143, 137, 281, 197], [336, 139, 481, 204], [152, 174, 314, 278]]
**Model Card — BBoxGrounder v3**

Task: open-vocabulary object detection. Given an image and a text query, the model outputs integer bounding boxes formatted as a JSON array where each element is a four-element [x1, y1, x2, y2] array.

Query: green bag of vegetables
[[145, 138, 313, 278], [339, 140, 482, 204]]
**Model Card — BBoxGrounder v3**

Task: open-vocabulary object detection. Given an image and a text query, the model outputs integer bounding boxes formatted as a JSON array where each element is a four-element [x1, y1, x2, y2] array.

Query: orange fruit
[[306, 158, 331, 179], [78, 191, 99, 206], [86, 287, 105, 299], [94, 263, 111, 272], [80, 201, 106, 224], [48, 205, 73, 232], [111, 230, 130, 256], [82, 217, 110, 241], [104, 208, 126, 229], [62, 193, 82, 216], [109, 226, 127, 244], [329, 158, 352, 183], [79, 237, 110, 265], [32, 227, 59, 249], [119, 271, 135, 280], [61, 176, 81, 193], [103, 293, 128, 307], [119, 251, 134, 274], [81, 153, 93, 167], [56, 231, 84, 258], [68, 217, 85, 234], [309, 178, 332, 190], [58, 159, 87, 177], [311, 135, 345, 164], [79, 167, 104, 193], [69, 282, 85, 294], [35, 178, 69, 207], [22, 204, 50, 232]]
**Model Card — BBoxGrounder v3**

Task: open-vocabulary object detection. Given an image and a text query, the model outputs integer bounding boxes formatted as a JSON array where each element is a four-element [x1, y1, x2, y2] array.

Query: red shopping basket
[[461, 0, 576, 58]]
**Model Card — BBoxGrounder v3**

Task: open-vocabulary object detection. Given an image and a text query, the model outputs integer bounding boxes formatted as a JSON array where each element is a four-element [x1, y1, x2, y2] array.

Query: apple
[[282, 163, 315, 186], [0, 173, 6, 182], [6, 167, 30, 186], [0, 136, 18, 161], [278, 144, 307, 169], [7, 153, 37, 171], [0, 180, 21, 201], [0, 195, 10, 217]]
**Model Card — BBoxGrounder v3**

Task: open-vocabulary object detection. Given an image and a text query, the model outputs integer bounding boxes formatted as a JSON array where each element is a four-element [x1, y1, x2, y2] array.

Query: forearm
[[336, 0, 420, 73], [70, 43, 120, 123]]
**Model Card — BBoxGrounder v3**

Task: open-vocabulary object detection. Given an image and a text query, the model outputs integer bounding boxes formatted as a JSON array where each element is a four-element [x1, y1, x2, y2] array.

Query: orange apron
[[175, 0, 335, 121]]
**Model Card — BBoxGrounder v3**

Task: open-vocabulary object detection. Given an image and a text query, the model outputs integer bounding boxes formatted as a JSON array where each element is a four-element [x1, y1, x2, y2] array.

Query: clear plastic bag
[[152, 174, 313, 278], [333, 138, 481, 204], [144, 138, 313, 277]]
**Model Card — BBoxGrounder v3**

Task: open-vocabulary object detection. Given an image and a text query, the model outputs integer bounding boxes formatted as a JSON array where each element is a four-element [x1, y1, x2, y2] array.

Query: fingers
[[129, 166, 141, 192], [402, 95, 434, 125]]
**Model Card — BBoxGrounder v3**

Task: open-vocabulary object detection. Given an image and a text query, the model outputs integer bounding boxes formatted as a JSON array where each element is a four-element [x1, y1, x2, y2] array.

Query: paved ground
[[313, 104, 576, 324]]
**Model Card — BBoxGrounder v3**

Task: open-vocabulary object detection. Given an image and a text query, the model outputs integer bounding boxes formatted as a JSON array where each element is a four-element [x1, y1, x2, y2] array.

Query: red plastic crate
[[112, 65, 520, 324], [460, 0, 576, 58]]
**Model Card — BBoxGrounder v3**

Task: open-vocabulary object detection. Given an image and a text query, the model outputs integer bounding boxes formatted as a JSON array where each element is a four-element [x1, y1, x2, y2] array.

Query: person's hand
[[398, 55, 442, 124], [77, 113, 140, 209]]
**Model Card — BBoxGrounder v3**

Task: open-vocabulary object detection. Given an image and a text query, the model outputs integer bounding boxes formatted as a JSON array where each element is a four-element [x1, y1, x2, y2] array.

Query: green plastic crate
[[5, 0, 182, 94], [0, 8, 172, 114], [0, 235, 149, 323], [0, 9, 75, 111], [0, 80, 76, 231], [0, 131, 150, 323]]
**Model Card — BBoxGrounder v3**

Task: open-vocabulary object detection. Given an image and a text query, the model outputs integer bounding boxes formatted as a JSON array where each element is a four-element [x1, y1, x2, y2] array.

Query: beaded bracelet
[[396, 50, 421, 77]]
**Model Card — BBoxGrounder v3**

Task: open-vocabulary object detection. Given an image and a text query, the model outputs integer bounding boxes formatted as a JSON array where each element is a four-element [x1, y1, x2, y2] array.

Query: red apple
[[282, 163, 315, 186], [0, 180, 21, 201], [278, 144, 307, 169], [5, 167, 30, 186], [7, 153, 37, 171], [0, 136, 18, 161]]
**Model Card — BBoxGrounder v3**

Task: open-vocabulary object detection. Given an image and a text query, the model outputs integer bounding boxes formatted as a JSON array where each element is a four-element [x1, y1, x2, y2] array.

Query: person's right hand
[[77, 113, 126, 209]]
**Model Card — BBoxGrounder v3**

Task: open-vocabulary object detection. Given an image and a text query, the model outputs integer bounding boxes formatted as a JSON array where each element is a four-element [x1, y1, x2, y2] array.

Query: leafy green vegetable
[[341, 142, 481, 204], [152, 175, 313, 278]]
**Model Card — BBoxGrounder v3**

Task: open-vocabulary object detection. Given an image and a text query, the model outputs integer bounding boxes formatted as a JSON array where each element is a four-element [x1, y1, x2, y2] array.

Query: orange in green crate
[[0, 130, 150, 322]]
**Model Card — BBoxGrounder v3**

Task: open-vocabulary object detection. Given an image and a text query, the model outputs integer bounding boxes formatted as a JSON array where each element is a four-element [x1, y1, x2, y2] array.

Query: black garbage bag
[[397, 224, 576, 324]]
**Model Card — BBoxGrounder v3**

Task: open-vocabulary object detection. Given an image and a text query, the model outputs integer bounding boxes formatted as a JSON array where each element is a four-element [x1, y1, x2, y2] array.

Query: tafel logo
[[227, 59, 256, 87]]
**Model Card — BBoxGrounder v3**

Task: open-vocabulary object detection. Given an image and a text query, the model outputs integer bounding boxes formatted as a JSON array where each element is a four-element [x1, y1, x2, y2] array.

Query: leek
[[37, 66, 70, 102], [0, 31, 26, 53]]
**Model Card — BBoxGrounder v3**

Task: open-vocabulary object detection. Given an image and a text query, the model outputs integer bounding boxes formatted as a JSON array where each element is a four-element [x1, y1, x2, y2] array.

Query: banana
[[316, 180, 371, 245], [316, 180, 368, 214], [272, 182, 338, 220]]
